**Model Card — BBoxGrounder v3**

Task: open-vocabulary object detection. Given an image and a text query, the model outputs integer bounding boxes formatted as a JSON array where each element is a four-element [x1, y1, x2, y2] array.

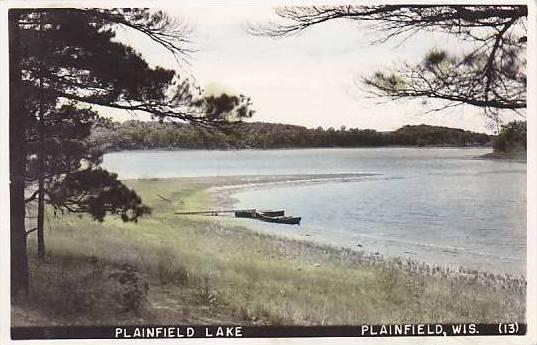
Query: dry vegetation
[[14, 178, 526, 326]]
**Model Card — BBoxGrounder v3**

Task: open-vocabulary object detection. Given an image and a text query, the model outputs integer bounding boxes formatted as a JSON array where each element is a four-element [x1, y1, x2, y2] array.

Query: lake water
[[102, 148, 527, 275]]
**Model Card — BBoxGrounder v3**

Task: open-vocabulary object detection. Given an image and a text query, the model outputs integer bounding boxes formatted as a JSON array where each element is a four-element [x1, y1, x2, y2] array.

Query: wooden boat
[[255, 212, 301, 225], [234, 209, 284, 218]]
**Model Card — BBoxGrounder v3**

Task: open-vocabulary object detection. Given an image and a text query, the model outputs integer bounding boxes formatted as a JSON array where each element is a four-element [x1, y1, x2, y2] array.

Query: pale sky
[[111, 5, 519, 133]]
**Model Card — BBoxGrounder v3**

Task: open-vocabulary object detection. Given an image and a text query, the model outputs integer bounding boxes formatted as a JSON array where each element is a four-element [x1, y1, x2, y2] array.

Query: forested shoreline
[[91, 120, 493, 152]]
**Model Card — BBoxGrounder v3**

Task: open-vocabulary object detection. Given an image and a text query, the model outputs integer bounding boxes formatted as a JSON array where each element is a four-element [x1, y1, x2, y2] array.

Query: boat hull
[[259, 210, 285, 217]]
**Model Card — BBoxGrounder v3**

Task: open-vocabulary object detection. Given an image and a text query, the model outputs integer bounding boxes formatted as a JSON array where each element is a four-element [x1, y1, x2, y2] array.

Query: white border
[[0, 0, 535, 344]]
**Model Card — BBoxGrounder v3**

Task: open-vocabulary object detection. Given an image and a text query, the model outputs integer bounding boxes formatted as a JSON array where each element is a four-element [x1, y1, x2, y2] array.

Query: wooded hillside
[[90, 120, 492, 152]]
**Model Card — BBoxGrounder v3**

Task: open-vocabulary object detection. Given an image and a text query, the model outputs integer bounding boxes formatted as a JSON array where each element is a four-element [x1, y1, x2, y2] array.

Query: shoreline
[[105, 145, 493, 155], [163, 174, 526, 282], [207, 173, 378, 210]]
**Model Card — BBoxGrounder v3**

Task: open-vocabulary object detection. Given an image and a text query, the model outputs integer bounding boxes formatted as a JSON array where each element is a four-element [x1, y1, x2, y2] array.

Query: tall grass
[[17, 178, 526, 326]]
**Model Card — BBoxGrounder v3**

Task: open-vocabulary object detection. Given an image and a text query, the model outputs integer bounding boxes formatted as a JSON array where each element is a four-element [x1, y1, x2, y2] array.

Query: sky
[[112, 5, 515, 133]]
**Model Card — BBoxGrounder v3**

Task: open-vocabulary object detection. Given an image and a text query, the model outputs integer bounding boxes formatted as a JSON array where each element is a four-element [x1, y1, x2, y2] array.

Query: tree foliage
[[26, 104, 101, 187], [493, 120, 526, 154], [251, 5, 527, 117], [47, 168, 151, 222], [25, 104, 151, 223]]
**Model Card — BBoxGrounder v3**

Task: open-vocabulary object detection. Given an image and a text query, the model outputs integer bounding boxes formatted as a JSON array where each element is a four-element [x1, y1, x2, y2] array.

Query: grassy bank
[[14, 177, 526, 326]]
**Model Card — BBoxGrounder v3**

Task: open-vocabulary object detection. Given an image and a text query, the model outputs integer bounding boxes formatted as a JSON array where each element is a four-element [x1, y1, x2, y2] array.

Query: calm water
[[102, 148, 526, 275]]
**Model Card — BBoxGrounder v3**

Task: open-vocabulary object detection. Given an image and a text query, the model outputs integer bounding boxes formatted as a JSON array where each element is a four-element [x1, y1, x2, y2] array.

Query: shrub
[[108, 264, 149, 313], [29, 256, 149, 320]]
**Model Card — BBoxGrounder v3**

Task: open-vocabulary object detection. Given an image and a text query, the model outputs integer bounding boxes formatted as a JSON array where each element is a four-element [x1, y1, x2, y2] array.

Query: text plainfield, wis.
[[361, 323, 478, 336]]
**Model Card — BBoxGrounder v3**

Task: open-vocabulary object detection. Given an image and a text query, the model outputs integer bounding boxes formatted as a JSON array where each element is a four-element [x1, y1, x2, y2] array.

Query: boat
[[234, 209, 284, 218], [255, 211, 301, 225]]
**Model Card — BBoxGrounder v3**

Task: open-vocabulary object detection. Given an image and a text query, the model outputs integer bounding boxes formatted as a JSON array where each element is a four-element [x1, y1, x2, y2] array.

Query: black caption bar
[[12, 323, 527, 340]]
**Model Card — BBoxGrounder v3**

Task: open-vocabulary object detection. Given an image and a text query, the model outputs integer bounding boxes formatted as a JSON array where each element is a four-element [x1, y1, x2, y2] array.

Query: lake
[[102, 148, 526, 275]]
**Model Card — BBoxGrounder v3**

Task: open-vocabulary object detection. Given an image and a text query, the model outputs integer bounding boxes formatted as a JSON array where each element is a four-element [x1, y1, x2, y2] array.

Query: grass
[[15, 177, 526, 326]]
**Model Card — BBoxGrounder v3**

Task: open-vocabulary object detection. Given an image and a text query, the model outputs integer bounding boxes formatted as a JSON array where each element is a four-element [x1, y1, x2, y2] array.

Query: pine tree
[[9, 8, 252, 301]]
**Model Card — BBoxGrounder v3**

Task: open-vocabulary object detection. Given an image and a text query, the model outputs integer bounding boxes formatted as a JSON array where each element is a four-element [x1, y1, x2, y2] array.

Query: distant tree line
[[90, 120, 493, 151]]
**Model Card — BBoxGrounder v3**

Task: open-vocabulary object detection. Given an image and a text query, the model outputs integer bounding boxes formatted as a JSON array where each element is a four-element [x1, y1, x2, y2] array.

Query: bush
[[30, 257, 149, 320], [108, 264, 149, 313]]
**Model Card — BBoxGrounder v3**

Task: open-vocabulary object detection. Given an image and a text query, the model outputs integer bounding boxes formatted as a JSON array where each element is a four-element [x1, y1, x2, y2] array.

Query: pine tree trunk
[[36, 113, 45, 258], [9, 9, 29, 302], [37, 177, 45, 259], [36, 11, 46, 259]]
